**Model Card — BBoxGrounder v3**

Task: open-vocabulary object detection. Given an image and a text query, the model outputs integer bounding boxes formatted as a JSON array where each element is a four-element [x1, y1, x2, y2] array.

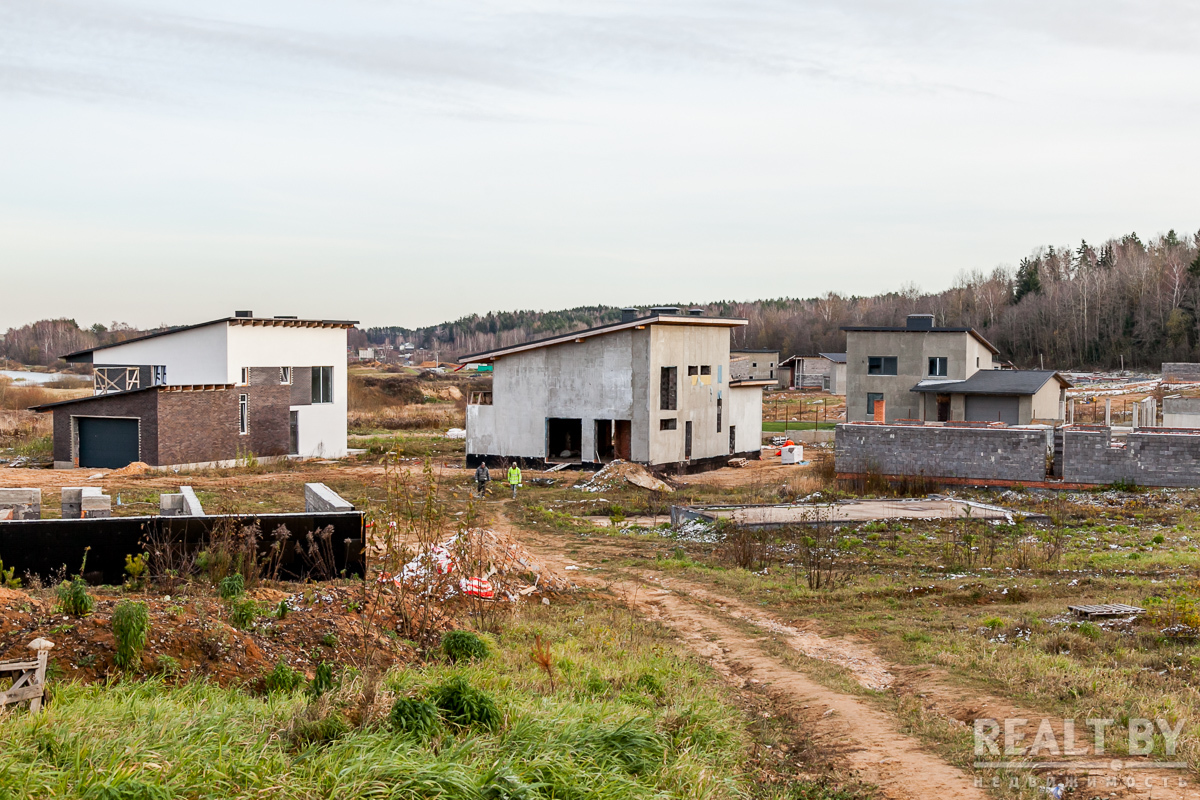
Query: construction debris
[[573, 460, 674, 493], [1068, 603, 1145, 619], [727, 458, 749, 468]]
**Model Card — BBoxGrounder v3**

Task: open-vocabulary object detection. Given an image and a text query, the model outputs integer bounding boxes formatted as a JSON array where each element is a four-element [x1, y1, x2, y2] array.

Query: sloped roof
[[818, 352, 847, 363], [910, 370, 1071, 396], [458, 313, 747, 364]]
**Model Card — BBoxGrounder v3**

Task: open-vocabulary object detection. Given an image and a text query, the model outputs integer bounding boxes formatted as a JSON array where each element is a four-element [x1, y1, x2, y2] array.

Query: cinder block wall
[[835, 423, 1047, 482], [1063, 429, 1200, 487]]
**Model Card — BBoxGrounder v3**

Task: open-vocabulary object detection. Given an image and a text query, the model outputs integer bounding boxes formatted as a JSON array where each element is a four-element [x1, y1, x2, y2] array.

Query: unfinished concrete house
[[32, 312, 354, 469], [730, 349, 782, 387], [780, 353, 846, 394], [459, 308, 769, 470]]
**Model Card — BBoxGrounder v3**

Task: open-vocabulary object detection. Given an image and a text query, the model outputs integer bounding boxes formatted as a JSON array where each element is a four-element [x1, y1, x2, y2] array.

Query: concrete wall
[[728, 385, 763, 454], [649, 325, 739, 464], [1163, 364, 1200, 383], [1062, 428, 1200, 486], [730, 351, 780, 385], [1163, 397, 1200, 428], [835, 423, 1047, 482], [1031, 380, 1066, 422], [846, 330, 995, 423]]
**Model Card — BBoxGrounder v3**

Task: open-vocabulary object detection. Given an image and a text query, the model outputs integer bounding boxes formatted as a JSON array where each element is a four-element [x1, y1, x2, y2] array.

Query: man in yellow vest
[[507, 463, 522, 499]]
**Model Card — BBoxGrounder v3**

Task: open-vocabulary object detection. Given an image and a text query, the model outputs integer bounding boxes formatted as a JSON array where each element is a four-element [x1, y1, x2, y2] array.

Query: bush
[[111, 600, 150, 669], [156, 654, 180, 679], [308, 661, 336, 699], [0, 557, 20, 589], [263, 658, 305, 694], [289, 706, 350, 748], [57, 577, 94, 616], [389, 697, 442, 738], [228, 598, 258, 629], [428, 675, 501, 730], [441, 630, 490, 663], [218, 573, 245, 600], [123, 552, 148, 591]]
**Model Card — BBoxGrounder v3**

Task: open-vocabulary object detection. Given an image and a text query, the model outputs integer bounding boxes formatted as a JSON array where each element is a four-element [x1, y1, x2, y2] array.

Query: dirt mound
[[109, 461, 151, 476], [573, 460, 674, 493]]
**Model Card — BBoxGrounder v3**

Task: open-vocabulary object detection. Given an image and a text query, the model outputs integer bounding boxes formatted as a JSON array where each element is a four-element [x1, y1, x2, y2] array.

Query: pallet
[[1068, 603, 1145, 619], [0, 638, 54, 713]]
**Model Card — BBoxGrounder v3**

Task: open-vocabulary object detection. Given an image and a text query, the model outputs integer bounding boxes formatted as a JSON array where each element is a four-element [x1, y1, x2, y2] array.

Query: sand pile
[[109, 461, 151, 476], [573, 460, 674, 493]]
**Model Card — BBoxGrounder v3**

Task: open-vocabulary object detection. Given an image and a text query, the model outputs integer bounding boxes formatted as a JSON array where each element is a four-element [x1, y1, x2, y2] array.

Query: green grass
[[761, 421, 837, 432], [0, 600, 753, 799]]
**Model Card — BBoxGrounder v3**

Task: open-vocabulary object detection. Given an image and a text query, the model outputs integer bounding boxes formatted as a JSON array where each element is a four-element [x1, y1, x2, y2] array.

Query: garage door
[[78, 418, 139, 469], [965, 395, 1019, 426]]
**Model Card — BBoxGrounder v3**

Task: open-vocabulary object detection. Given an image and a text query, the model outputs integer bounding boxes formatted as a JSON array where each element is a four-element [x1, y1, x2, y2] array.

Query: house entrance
[[547, 418, 583, 462], [936, 394, 950, 422]]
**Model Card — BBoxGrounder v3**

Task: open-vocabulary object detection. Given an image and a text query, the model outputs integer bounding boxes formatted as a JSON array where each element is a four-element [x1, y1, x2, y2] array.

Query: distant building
[[781, 353, 846, 394], [460, 308, 768, 469], [32, 312, 354, 469], [910, 370, 1069, 425], [730, 349, 781, 386]]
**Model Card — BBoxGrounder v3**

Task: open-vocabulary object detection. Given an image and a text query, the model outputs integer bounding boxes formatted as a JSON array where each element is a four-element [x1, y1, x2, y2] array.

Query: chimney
[[620, 308, 640, 323], [235, 310, 253, 318], [650, 306, 679, 316], [906, 314, 934, 331], [687, 308, 704, 316]]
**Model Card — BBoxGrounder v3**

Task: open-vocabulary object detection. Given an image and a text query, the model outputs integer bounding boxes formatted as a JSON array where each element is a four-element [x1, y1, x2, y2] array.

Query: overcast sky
[[2, 0, 1198, 330]]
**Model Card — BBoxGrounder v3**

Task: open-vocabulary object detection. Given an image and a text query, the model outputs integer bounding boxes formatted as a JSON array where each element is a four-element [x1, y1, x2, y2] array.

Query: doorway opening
[[547, 418, 583, 462]]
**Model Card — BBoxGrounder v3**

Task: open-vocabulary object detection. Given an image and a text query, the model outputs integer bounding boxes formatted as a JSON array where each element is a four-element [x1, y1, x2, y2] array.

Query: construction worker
[[507, 462, 522, 499], [474, 462, 490, 497]]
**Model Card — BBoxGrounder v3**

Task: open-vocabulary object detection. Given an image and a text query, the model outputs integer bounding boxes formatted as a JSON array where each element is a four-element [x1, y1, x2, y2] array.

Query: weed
[[429, 675, 501, 730], [155, 655, 180, 679], [308, 661, 336, 699], [442, 629, 490, 663], [56, 577, 93, 617], [634, 672, 664, 697], [123, 552, 148, 591], [82, 779, 172, 800], [218, 573, 244, 600], [530, 634, 556, 692], [275, 600, 289, 620], [228, 598, 258, 629], [321, 632, 338, 648], [111, 600, 150, 670], [263, 658, 305, 694], [288, 699, 349, 749], [389, 697, 442, 738], [0, 557, 20, 589]]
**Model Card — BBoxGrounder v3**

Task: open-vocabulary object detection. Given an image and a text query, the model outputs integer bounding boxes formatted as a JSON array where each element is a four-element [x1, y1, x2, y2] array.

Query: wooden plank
[[0, 685, 44, 705], [0, 661, 38, 672]]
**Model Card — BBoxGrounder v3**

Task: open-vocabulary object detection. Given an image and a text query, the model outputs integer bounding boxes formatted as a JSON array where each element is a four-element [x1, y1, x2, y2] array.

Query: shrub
[[263, 658, 305, 694], [308, 661, 335, 699], [1153, 534, 1165, 545], [321, 632, 338, 648], [83, 779, 173, 800], [429, 675, 501, 730], [0, 558, 20, 589], [389, 697, 441, 738], [57, 577, 94, 616], [289, 706, 349, 748], [228, 598, 258, 629], [275, 600, 289, 619], [111, 600, 150, 669], [442, 630, 489, 663], [155, 654, 180, 679], [123, 552, 148, 590], [218, 573, 244, 600]]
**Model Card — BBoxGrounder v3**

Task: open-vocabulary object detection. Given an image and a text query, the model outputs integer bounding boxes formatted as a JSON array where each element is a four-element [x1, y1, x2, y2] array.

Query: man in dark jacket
[[474, 463, 490, 497]]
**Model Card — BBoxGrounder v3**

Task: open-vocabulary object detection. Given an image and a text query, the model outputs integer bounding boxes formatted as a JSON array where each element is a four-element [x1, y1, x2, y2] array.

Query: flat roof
[[457, 313, 748, 363], [840, 325, 999, 355], [910, 369, 1070, 396], [62, 316, 358, 363]]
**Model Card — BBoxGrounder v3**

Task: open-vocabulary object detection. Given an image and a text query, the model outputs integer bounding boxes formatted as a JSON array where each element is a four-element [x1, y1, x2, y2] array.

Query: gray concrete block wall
[[1063, 429, 1200, 487], [835, 424, 1047, 483], [0, 489, 41, 520]]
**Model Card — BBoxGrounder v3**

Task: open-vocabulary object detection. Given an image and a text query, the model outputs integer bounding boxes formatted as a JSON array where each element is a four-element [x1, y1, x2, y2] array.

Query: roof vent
[[620, 308, 640, 323], [687, 308, 704, 316], [906, 314, 934, 331], [650, 306, 679, 316], [234, 310, 253, 318], [274, 315, 297, 319]]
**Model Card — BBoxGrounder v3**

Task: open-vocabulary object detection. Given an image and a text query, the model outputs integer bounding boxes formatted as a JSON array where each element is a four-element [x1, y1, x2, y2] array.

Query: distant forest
[[5, 228, 1198, 371], [369, 229, 1200, 371]]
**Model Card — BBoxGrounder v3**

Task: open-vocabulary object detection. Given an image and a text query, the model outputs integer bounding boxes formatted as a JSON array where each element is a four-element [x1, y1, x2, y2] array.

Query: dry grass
[[348, 406, 465, 432], [0, 410, 51, 438]]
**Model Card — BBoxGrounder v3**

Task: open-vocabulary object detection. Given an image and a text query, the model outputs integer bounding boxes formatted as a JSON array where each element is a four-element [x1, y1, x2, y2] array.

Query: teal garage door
[[78, 418, 139, 469]]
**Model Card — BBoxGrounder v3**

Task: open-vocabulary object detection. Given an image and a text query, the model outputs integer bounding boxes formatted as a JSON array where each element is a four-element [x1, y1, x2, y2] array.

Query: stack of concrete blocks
[[62, 487, 112, 519], [1163, 397, 1200, 429], [835, 423, 1047, 483], [0, 489, 41, 521], [304, 483, 355, 512], [160, 486, 204, 517]]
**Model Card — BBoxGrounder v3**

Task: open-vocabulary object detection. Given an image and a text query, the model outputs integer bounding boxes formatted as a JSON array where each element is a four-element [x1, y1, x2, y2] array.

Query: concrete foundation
[[305, 483, 354, 512]]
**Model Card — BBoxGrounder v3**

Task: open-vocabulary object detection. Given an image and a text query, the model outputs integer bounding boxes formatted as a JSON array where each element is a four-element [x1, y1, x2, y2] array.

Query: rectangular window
[[238, 394, 248, 435], [687, 366, 698, 376], [700, 365, 711, 375], [716, 396, 723, 432], [928, 357, 948, 377], [312, 366, 334, 404], [659, 367, 677, 410], [867, 356, 898, 376], [152, 365, 166, 386], [867, 392, 884, 416], [280, 366, 292, 385], [660, 418, 677, 431], [239, 367, 248, 385], [977, 356, 980, 368], [717, 365, 722, 384], [685, 421, 693, 459]]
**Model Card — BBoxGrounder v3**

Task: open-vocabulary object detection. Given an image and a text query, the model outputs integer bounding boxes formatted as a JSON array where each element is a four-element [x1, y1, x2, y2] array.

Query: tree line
[[0, 320, 151, 368]]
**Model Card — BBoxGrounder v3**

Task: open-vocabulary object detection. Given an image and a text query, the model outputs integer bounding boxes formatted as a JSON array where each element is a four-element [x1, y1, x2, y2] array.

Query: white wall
[[647, 325, 740, 465], [728, 386, 763, 454], [91, 323, 229, 385]]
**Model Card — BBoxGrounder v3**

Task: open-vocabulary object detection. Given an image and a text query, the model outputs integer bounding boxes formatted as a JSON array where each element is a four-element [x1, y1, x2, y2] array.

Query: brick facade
[[51, 389, 159, 466]]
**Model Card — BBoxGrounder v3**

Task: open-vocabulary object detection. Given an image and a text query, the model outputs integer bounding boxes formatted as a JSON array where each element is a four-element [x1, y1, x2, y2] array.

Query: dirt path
[[504, 514, 1192, 800]]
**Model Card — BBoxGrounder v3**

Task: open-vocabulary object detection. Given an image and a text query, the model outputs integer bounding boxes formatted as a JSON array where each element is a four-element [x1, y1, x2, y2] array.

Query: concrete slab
[[675, 498, 1031, 529]]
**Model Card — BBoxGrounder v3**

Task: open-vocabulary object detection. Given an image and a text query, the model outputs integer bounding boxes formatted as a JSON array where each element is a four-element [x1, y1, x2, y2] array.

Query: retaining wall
[[835, 423, 1048, 483], [1063, 428, 1200, 487]]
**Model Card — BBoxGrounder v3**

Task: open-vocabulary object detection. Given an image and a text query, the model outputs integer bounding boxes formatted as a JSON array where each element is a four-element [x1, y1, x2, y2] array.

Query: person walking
[[474, 462, 490, 497], [507, 463, 522, 499]]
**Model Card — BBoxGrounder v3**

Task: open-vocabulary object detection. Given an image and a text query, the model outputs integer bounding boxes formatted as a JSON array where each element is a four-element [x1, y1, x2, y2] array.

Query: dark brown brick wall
[[291, 367, 312, 405], [244, 368, 290, 458], [50, 389, 159, 465], [157, 389, 239, 466]]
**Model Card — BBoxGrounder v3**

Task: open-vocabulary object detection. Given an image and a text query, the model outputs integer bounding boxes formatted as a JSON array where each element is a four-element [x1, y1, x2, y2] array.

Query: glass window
[[928, 357, 948, 377], [239, 367, 248, 385], [868, 356, 898, 376], [659, 418, 677, 430], [238, 394, 248, 434], [867, 392, 884, 416], [659, 367, 677, 410], [312, 366, 334, 404], [716, 396, 723, 432], [280, 366, 292, 385]]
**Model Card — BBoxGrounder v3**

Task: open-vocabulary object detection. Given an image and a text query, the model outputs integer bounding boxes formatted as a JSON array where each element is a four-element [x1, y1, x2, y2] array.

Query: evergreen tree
[[1013, 257, 1043, 303]]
